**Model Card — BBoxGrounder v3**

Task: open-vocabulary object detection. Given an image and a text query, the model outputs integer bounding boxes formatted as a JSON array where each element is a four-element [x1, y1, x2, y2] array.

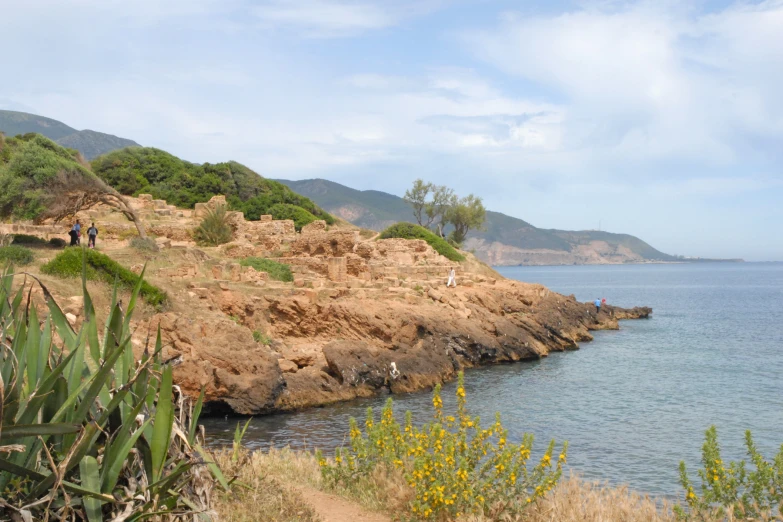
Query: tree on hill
[[402, 178, 485, 244], [446, 194, 486, 245], [0, 133, 147, 237], [91, 147, 334, 224]]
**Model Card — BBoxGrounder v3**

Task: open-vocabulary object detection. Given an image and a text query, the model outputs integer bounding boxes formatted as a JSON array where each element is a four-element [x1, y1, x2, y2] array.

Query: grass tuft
[[0, 244, 34, 265], [40, 247, 167, 308], [239, 257, 293, 282]]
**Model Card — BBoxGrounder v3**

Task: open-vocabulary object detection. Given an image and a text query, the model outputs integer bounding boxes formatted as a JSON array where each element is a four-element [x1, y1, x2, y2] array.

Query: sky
[[1, 0, 781, 261]]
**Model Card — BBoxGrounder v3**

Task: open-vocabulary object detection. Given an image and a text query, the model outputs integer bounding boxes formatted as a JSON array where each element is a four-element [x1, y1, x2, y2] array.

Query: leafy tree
[[446, 194, 486, 246], [403, 179, 432, 226], [0, 134, 147, 237], [427, 185, 456, 237]]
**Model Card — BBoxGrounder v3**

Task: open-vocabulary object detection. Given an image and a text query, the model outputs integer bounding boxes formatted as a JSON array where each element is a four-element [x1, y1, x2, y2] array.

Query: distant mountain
[[279, 178, 678, 266], [0, 110, 140, 159]]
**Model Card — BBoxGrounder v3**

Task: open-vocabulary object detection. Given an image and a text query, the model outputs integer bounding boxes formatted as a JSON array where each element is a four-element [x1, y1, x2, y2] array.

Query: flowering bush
[[318, 372, 567, 520], [676, 426, 783, 520]]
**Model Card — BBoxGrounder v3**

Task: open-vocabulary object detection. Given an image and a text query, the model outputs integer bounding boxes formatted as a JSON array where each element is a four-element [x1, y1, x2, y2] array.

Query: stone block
[[228, 263, 242, 282], [301, 220, 327, 234], [211, 265, 224, 280], [327, 257, 348, 283]]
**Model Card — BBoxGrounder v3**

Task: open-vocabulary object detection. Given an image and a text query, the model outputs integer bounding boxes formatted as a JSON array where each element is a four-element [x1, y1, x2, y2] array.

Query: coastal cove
[[203, 262, 783, 497]]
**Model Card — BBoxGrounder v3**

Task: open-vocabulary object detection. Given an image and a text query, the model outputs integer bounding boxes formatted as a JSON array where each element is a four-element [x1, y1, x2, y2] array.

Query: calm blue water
[[203, 263, 783, 496]]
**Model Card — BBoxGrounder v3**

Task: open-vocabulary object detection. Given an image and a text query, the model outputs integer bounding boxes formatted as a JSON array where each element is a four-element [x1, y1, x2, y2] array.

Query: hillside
[[93, 147, 333, 225], [0, 110, 140, 159], [279, 178, 676, 266]]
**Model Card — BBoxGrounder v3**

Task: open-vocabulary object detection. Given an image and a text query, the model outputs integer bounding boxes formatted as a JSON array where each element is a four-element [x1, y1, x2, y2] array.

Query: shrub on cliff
[[378, 222, 466, 262], [193, 205, 233, 246], [267, 203, 318, 232], [0, 245, 34, 266], [318, 372, 567, 520], [240, 257, 293, 282], [41, 247, 167, 308]]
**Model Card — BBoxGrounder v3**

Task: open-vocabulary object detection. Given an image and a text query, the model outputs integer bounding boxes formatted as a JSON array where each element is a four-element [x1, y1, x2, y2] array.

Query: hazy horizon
[[1, 1, 781, 261]]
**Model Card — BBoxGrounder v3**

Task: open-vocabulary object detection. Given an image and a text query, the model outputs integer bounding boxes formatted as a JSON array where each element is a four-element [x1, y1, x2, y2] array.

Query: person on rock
[[447, 267, 457, 288], [87, 222, 98, 248], [594, 298, 602, 314]]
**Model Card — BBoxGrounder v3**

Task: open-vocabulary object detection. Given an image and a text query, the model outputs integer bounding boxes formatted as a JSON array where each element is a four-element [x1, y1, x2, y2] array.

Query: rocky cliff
[[8, 194, 651, 415]]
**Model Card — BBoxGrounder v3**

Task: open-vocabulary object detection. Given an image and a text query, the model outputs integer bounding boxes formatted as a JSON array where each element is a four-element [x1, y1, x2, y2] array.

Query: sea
[[202, 262, 783, 497]]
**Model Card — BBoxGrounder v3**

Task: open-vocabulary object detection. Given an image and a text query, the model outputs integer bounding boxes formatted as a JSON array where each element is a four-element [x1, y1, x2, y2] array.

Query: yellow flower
[[542, 454, 551, 467], [559, 453, 566, 463]]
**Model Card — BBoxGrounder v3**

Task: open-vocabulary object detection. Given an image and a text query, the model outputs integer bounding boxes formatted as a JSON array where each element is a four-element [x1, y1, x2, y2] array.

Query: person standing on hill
[[70, 220, 81, 246], [447, 267, 457, 288], [594, 298, 602, 314], [87, 223, 98, 248]]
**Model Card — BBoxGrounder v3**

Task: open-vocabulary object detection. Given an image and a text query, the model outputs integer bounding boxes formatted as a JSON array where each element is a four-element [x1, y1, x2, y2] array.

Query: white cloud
[[250, 0, 448, 37], [464, 1, 783, 168]]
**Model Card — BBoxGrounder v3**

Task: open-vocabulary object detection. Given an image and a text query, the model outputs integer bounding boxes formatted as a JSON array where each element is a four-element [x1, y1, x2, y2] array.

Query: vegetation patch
[[0, 245, 34, 266], [318, 372, 567, 520], [193, 205, 233, 246], [0, 264, 223, 520], [240, 257, 293, 282], [11, 233, 48, 246], [41, 247, 167, 308], [130, 236, 160, 252], [378, 222, 465, 262], [91, 147, 334, 224], [267, 203, 318, 231], [10, 234, 66, 249]]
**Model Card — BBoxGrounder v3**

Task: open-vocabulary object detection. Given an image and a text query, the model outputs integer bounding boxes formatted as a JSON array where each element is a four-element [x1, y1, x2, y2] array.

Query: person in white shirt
[[447, 267, 457, 287]]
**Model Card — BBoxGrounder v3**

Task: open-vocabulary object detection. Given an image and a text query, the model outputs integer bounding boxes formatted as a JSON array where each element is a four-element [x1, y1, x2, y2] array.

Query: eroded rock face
[[260, 278, 651, 411], [136, 313, 285, 415]]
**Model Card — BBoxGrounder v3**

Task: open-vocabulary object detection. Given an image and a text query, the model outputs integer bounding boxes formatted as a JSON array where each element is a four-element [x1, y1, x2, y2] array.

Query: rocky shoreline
[[146, 274, 651, 416]]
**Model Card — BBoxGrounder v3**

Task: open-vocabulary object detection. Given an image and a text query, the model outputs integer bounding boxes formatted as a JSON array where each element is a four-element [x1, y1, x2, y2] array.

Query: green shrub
[[49, 237, 66, 248], [130, 236, 160, 252], [675, 426, 783, 520], [239, 257, 293, 282], [91, 147, 334, 223], [267, 203, 318, 231], [41, 247, 167, 308], [318, 372, 567, 520], [11, 233, 48, 246], [378, 222, 466, 262], [193, 205, 233, 246], [0, 245, 34, 265]]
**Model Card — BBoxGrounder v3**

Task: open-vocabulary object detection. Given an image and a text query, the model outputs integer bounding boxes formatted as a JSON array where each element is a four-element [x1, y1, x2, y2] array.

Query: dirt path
[[295, 485, 391, 522]]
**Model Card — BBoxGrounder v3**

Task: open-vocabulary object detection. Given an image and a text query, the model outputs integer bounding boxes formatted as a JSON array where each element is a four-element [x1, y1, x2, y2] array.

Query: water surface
[[203, 263, 783, 496]]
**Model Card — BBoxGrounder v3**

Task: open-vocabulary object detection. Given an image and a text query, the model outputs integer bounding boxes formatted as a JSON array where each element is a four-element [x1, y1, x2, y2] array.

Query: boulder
[[141, 313, 285, 415]]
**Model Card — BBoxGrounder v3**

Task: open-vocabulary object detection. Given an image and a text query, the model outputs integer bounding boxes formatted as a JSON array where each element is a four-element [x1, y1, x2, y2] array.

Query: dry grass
[[211, 447, 697, 522], [212, 448, 321, 522], [508, 475, 675, 522]]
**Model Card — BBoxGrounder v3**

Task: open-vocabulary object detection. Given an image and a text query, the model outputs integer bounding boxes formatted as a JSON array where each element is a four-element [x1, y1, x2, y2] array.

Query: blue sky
[[1, 0, 781, 260]]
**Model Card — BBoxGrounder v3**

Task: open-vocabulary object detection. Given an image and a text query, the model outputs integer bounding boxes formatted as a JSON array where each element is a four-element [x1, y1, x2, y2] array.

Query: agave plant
[[0, 254, 227, 521]]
